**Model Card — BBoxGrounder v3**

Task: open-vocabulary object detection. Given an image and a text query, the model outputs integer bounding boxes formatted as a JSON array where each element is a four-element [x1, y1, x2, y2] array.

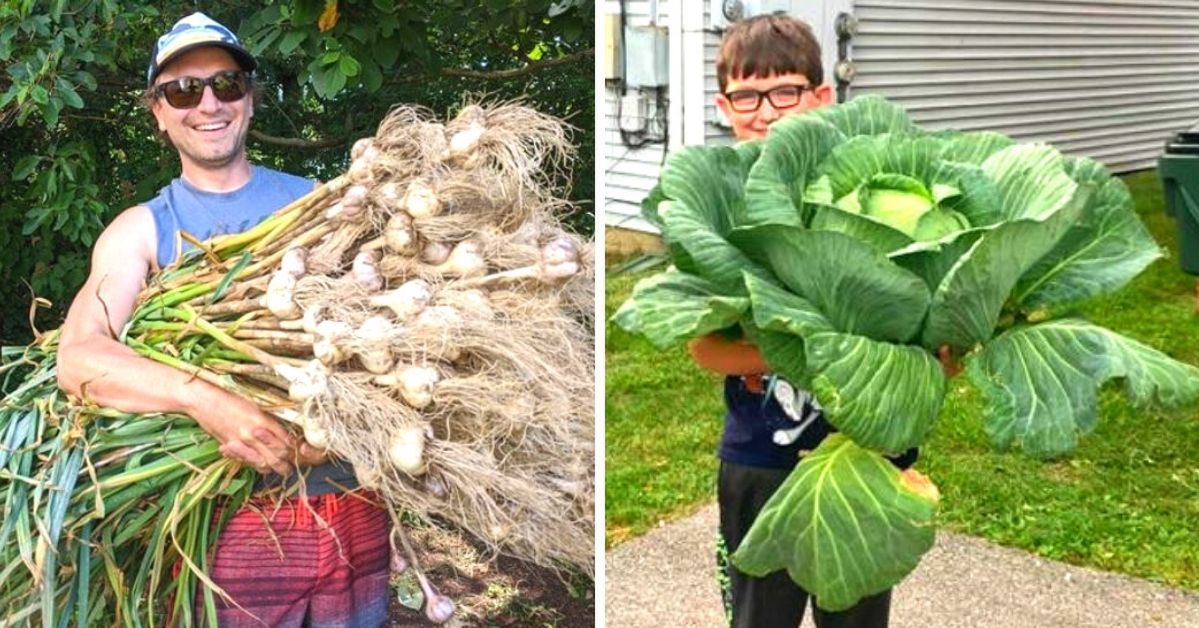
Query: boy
[[697, 13, 916, 628]]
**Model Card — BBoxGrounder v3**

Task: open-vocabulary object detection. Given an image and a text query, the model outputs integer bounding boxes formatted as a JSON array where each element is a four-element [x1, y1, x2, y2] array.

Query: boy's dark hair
[[717, 13, 823, 92]]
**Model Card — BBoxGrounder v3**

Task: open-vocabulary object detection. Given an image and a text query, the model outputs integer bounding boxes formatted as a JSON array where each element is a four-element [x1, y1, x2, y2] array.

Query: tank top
[[144, 165, 360, 496]]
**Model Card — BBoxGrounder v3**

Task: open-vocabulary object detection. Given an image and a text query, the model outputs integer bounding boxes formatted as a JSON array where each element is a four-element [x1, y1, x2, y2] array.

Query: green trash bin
[[1159, 125, 1199, 275]]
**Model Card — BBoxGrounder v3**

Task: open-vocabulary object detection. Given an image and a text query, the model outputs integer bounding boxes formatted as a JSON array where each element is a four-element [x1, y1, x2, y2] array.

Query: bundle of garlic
[[0, 102, 593, 626], [139, 104, 594, 568]]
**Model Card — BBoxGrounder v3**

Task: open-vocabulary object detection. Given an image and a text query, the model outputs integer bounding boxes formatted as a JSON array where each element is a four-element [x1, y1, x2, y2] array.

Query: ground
[[385, 523, 594, 627]]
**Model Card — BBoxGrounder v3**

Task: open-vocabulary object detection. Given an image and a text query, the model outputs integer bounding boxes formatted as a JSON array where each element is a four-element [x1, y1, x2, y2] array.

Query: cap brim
[[149, 42, 256, 85]]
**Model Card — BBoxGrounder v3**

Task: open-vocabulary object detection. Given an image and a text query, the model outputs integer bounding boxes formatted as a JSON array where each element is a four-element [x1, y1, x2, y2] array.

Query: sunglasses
[[152, 70, 250, 109], [724, 84, 815, 113]]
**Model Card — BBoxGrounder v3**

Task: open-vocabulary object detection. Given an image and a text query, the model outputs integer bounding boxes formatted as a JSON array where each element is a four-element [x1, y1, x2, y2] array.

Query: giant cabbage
[[614, 95, 1199, 611]]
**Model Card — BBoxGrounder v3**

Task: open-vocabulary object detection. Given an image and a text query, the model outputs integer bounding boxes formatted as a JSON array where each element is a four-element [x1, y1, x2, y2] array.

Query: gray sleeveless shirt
[[144, 165, 359, 496]]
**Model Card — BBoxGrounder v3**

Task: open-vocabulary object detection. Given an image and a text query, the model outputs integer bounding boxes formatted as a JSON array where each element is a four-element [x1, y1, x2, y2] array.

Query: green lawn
[[604, 170, 1199, 590]]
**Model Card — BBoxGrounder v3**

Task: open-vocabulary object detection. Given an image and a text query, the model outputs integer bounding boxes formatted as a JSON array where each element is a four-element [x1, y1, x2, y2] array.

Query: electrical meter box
[[619, 93, 648, 133], [710, 0, 798, 30], [624, 25, 669, 88]]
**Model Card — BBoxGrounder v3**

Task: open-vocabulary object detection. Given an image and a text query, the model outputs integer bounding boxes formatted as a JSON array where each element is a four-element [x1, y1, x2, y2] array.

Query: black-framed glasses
[[152, 70, 250, 109], [723, 84, 815, 113]]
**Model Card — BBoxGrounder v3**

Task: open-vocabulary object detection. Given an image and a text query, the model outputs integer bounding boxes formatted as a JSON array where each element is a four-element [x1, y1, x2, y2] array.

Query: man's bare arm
[[56, 207, 315, 474]]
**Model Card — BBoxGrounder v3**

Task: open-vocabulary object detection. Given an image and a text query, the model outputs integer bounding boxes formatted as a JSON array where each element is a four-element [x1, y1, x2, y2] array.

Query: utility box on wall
[[624, 25, 669, 87]]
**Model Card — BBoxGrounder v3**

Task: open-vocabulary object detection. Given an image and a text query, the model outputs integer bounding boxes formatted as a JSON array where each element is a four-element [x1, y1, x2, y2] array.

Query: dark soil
[[385, 525, 594, 627]]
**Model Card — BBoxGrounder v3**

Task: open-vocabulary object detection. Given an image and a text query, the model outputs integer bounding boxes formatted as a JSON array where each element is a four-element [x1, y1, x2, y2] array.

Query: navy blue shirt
[[718, 374, 918, 471]]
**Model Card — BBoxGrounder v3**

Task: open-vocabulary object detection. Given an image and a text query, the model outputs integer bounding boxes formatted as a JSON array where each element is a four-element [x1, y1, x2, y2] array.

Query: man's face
[[716, 72, 834, 141], [150, 47, 252, 170]]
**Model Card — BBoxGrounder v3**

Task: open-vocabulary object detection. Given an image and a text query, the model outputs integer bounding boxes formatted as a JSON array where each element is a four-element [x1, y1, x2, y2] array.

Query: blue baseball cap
[[147, 12, 256, 85]]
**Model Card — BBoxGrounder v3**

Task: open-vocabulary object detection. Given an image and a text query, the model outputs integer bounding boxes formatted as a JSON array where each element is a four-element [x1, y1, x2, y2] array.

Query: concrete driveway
[[606, 503, 1199, 627]]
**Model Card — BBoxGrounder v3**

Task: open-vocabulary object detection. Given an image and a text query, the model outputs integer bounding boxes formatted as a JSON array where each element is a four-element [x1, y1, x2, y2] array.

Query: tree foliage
[[0, 0, 594, 345]]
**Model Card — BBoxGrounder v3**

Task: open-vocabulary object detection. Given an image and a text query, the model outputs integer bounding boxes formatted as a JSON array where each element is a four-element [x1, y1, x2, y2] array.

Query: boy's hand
[[688, 334, 768, 375], [899, 468, 940, 504], [936, 345, 962, 378]]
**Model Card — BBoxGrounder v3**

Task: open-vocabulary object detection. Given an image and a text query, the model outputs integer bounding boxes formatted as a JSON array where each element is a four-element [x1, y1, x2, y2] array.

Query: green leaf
[[12, 155, 39, 180], [858, 173, 936, 237], [211, 252, 254, 304], [42, 97, 60, 126], [338, 54, 361, 77], [360, 59, 383, 92], [732, 434, 936, 612], [967, 319, 1199, 458], [373, 39, 401, 68], [1013, 157, 1161, 310], [743, 114, 841, 228], [806, 332, 945, 452], [809, 205, 913, 254], [743, 322, 811, 387], [757, 228, 930, 343], [54, 78, 83, 109], [658, 146, 768, 293], [921, 185, 1089, 352], [889, 228, 987, 293], [744, 272, 833, 338], [278, 30, 307, 55], [810, 93, 916, 138], [30, 84, 48, 105], [982, 144, 1079, 221], [613, 270, 750, 348], [818, 136, 943, 203]]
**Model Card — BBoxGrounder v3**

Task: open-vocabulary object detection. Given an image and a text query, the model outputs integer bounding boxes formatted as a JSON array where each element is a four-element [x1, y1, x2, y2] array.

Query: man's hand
[[189, 388, 298, 476]]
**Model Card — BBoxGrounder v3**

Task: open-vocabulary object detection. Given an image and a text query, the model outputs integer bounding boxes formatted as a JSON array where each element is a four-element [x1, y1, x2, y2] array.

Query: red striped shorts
[[197, 491, 391, 627]]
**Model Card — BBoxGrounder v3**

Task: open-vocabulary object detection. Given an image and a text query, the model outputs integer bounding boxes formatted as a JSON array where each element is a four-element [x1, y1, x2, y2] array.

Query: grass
[[604, 169, 1199, 590]]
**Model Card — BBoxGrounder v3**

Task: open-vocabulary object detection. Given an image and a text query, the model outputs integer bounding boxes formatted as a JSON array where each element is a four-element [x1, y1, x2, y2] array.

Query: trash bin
[[1159, 124, 1199, 275]]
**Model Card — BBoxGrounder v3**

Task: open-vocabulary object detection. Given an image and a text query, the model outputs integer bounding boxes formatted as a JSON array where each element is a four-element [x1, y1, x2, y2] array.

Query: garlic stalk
[[454, 237, 579, 287]]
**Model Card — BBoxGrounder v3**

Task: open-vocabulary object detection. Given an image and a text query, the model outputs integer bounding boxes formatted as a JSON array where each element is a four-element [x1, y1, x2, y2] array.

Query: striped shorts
[[198, 491, 391, 627]]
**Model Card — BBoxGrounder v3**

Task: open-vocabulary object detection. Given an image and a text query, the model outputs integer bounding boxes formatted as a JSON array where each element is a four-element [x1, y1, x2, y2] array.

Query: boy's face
[[716, 72, 834, 141]]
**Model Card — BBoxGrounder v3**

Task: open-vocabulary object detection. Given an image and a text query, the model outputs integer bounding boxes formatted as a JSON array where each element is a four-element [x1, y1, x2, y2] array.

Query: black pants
[[717, 460, 892, 628]]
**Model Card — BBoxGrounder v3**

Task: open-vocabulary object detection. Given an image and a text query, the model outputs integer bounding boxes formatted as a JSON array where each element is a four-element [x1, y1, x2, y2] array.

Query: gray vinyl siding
[[849, 0, 1199, 172], [603, 0, 671, 231], [704, 19, 734, 145]]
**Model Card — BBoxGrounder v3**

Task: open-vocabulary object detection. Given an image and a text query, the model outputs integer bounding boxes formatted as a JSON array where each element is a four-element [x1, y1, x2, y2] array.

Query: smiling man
[[56, 13, 390, 627]]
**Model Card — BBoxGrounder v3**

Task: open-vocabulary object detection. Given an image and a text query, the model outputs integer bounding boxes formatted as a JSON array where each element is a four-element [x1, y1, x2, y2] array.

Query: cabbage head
[[614, 95, 1199, 611]]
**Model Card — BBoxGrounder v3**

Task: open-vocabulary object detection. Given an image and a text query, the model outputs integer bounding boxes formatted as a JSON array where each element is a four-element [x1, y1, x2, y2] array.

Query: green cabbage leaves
[[614, 95, 1199, 610]]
